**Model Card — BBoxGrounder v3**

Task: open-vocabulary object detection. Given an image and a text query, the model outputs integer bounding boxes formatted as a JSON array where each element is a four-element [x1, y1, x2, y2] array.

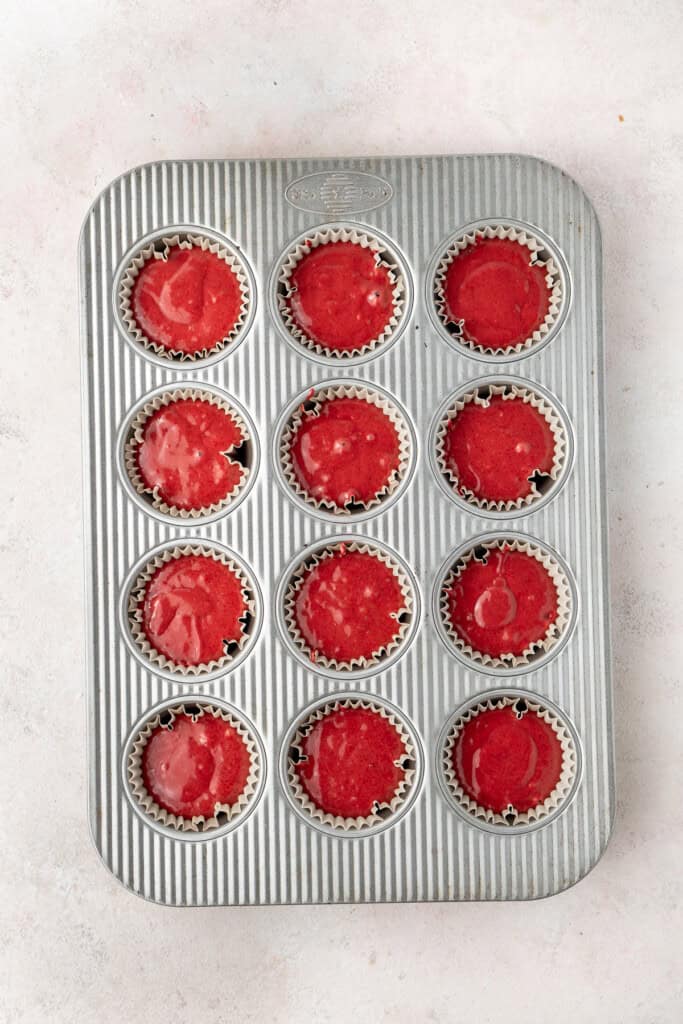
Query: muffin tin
[[79, 155, 613, 904]]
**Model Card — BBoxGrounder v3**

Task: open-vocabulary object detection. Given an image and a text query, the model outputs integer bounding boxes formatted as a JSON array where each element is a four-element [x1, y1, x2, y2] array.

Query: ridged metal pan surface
[[79, 154, 614, 905]]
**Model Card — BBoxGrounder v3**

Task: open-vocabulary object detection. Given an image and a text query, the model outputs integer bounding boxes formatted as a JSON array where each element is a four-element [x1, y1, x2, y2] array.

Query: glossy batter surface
[[142, 712, 251, 818], [453, 705, 563, 813], [447, 546, 558, 658], [443, 237, 550, 349], [137, 398, 245, 510], [290, 396, 400, 507], [141, 554, 247, 665], [295, 706, 407, 818], [293, 548, 405, 663], [288, 241, 395, 351], [443, 395, 556, 502], [132, 246, 242, 354]]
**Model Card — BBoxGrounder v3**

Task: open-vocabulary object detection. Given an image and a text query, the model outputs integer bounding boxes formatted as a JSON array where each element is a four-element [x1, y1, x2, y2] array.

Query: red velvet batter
[[142, 712, 251, 819], [141, 554, 247, 666], [290, 396, 400, 508], [295, 706, 407, 819], [131, 246, 242, 355], [447, 546, 558, 658], [293, 548, 405, 664], [443, 395, 556, 503], [288, 241, 395, 351], [453, 705, 563, 813], [443, 237, 551, 349], [137, 398, 246, 511]]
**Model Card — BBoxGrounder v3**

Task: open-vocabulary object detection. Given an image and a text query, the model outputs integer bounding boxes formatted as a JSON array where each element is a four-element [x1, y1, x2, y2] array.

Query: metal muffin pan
[[80, 154, 613, 904]]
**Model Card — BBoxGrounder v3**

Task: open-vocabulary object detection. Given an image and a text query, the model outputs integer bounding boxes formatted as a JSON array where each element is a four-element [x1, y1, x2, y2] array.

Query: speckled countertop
[[2, 2, 681, 1021]]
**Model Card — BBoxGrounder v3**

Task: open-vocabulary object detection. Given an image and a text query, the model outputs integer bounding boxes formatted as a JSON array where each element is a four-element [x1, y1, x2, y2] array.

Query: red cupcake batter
[[295, 706, 407, 819], [137, 398, 246, 511], [290, 396, 400, 508], [142, 712, 252, 819], [141, 554, 247, 666], [453, 704, 563, 813], [447, 546, 558, 658], [293, 548, 405, 664], [132, 246, 243, 355], [443, 395, 556, 503], [287, 241, 395, 352], [443, 237, 551, 349]]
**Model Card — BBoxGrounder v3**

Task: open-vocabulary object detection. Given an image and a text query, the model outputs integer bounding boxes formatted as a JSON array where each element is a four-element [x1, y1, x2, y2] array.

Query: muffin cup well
[[118, 230, 252, 363], [274, 225, 406, 360], [282, 539, 415, 673], [126, 543, 257, 678], [438, 536, 573, 671], [435, 380, 568, 513], [285, 696, 417, 833], [278, 382, 413, 517], [127, 700, 262, 834], [432, 222, 564, 358], [123, 386, 253, 520], [440, 692, 578, 829]]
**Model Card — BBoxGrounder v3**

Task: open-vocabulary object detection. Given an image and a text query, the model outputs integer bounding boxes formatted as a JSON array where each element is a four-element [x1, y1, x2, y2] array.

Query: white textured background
[[2, 1, 681, 1021]]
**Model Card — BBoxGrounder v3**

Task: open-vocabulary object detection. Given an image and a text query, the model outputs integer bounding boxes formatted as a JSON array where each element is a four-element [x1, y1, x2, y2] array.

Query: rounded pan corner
[[80, 159, 208, 265], [86, 811, 149, 905], [532, 812, 616, 902], [510, 152, 603, 245], [79, 160, 166, 249], [86, 812, 184, 907]]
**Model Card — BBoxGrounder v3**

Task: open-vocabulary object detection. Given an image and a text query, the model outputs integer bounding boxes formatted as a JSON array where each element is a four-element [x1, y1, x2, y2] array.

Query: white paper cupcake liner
[[442, 694, 577, 827], [433, 224, 563, 356], [123, 387, 251, 519], [287, 698, 416, 831], [128, 702, 261, 833], [439, 537, 572, 669], [279, 383, 412, 515], [128, 544, 255, 677], [276, 227, 405, 359], [118, 232, 251, 362], [283, 540, 414, 672], [435, 382, 567, 512]]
